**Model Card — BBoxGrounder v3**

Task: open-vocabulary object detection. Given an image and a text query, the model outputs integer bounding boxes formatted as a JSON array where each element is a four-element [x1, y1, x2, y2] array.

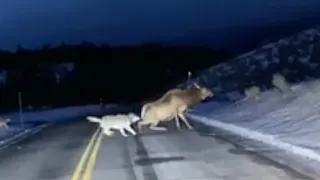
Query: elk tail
[[140, 104, 150, 118]]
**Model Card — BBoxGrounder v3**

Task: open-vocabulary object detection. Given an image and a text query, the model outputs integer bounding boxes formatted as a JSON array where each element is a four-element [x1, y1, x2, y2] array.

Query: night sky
[[0, 0, 320, 52]]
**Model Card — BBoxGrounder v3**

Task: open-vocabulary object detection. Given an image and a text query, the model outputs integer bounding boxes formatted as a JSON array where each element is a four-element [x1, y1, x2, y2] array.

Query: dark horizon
[[0, 0, 319, 113], [0, 43, 231, 113], [0, 22, 319, 113]]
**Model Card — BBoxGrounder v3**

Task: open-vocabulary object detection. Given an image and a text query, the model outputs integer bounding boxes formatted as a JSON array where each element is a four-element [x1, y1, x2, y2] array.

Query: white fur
[[87, 113, 140, 137], [0, 117, 10, 129], [244, 86, 260, 101], [272, 73, 292, 92]]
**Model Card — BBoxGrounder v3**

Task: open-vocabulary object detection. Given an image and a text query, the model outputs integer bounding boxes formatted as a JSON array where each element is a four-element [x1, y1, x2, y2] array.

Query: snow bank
[[0, 103, 123, 148], [0, 103, 129, 146], [185, 26, 320, 178], [181, 26, 320, 98], [2, 104, 119, 125]]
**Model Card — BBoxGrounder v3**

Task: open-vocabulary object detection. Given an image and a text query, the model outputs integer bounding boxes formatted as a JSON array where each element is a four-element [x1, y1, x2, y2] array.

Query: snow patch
[[189, 114, 320, 163]]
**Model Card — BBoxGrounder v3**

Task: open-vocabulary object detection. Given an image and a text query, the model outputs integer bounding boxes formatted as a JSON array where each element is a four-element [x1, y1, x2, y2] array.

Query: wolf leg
[[178, 113, 193, 130], [3, 123, 9, 129], [103, 129, 115, 136], [125, 126, 137, 136], [119, 128, 129, 137]]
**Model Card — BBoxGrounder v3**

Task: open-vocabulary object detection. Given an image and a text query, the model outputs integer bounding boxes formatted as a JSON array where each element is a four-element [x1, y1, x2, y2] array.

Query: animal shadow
[[135, 156, 185, 166], [227, 147, 312, 180], [190, 121, 229, 144]]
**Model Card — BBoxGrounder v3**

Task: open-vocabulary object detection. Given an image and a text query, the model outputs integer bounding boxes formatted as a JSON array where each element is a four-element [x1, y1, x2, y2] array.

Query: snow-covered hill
[[186, 26, 320, 179], [187, 26, 320, 101]]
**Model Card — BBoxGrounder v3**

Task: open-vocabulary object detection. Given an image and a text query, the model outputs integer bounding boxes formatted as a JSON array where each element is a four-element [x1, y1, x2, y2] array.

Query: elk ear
[[188, 71, 192, 77], [193, 83, 200, 89]]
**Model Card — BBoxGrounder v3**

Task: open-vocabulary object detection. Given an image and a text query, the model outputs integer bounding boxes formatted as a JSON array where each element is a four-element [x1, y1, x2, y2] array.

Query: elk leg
[[103, 129, 115, 136], [150, 121, 167, 131], [175, 115, 181, 130], [150, 126, 167, 131], [137, 122, 143, 131], [138, 120, 148, 131], [178, 113, 193, 130]]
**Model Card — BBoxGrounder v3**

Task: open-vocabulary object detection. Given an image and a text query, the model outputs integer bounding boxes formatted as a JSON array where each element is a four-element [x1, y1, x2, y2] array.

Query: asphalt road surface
[[0, 120, 311, 180]]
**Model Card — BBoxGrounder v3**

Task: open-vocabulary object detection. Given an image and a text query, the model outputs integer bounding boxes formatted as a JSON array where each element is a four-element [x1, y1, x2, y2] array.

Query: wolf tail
[[86, 116, 102, 124]]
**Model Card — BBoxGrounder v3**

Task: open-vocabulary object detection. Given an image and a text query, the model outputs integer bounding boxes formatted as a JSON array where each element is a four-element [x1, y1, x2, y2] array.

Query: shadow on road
[[191, 119, 313, 180], [135, 156, 185, 166]]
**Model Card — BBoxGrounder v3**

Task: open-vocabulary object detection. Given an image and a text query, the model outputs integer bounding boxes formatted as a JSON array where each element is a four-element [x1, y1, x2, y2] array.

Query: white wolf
[[272, 73, 292, 93], [86, 113, 141, 137], [244, 86, 261, 101], [0, 117, 10, 129]]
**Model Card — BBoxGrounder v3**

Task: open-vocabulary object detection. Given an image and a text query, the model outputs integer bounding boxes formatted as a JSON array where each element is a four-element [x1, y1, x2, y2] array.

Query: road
[[0, 120, 311, 180]]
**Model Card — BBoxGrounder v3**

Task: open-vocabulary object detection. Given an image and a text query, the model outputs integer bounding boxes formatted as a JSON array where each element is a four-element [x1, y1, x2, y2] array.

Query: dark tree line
[[0, 42, 231, 113]]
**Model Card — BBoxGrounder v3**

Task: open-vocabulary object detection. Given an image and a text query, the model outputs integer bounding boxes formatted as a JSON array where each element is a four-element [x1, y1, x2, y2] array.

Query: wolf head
[[127, 112, 141, 123], [0, 117, 10, 125]]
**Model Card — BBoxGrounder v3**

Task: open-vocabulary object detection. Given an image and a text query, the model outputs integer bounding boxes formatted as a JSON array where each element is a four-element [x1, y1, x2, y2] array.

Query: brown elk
[[138, 83, 213, 131]]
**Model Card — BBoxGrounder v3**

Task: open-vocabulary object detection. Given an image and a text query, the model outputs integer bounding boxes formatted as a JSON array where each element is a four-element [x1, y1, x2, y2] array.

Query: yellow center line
[[81, 130, 104, 180], [82, 129, 103, 180], [70, 127, 100, 180]]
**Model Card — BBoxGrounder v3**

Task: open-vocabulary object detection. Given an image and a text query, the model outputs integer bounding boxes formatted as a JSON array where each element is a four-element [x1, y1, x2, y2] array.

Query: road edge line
[[0, 123, 52, 150]]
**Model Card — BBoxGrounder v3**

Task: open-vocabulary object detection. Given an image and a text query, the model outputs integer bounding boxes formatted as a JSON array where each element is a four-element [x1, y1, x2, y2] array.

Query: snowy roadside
[[187, 81, 320, 179], [178, 27, 320, 179], [0, 104, 122, 150], [0, 123, 51, 150], [189, 114, 320, 179]]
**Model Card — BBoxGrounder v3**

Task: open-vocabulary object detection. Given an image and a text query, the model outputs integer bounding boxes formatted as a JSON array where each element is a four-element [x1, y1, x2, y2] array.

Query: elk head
[[199, 86, 213, 99], [192, 83, 213, 99]]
